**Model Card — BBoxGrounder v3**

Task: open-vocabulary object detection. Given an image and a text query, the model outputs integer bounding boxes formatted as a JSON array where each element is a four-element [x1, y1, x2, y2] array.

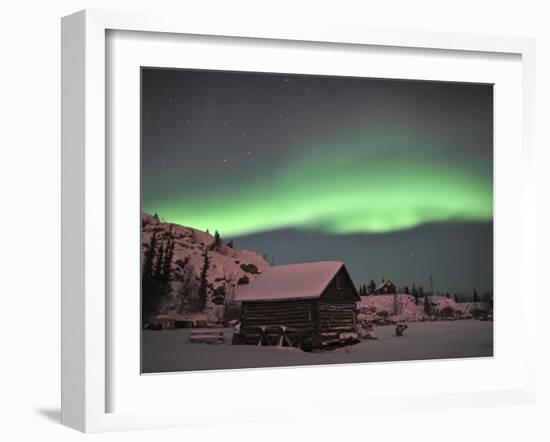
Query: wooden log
[[319, 311, 355, 316], [319, 319, 355, 324], [319, 305, 355, 309], [243, 319, 311, 326], [243, 327, 314, 335], [319, 321, 355, 326], [242, 312, 311, 318], [319, 316, 354, 321], [242, 313, 311, 320], [189, 335, 224, 341]]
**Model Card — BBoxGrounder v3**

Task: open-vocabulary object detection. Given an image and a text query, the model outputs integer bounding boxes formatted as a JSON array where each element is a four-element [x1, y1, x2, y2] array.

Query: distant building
[[234, 261, 359, 351], [150, 312, 207, 329], [150, 315, 176, 329], [374, 280, 397, 295]]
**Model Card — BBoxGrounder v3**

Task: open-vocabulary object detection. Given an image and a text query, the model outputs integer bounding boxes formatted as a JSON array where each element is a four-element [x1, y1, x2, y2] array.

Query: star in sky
[[141, 68, 493, 293]]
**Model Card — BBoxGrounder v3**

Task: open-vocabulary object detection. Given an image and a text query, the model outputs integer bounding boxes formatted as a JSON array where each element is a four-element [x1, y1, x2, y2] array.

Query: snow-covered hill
[[141, 213, 269, 321], [357, 294, 489, 323]]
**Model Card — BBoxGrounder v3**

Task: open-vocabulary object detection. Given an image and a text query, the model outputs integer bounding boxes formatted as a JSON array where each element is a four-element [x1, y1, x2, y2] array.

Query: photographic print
[[141, 68, 493, 373]]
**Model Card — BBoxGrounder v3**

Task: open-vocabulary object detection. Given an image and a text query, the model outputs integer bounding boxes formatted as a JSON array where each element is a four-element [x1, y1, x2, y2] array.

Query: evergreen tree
[[196, 250, 210, 311], [143, 234, 157, 278], [162, 238, 175, 282], [473, 289, 479, 303], [445, 292, 450, 299], [142, 234, 158, 322], [404, 285, 410, 295], [412, 284, 419, 305], [454, 294, 459, 303], [213, 230, 222, 249], [367, 279, 376, 295], [142, 234, 172, 323], [226, 240, 234, 249], [153, 241, 165, 281], [424, 291, 432, 315]]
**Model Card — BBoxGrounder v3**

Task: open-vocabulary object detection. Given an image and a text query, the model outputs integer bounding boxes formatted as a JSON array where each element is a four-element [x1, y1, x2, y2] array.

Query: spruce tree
[[143, 234, 157, 278], [412, 284, 419, 305], [162, 238, 174, 282], [454, 294, 459, 303], [367, 279, 376, 295], [142, 234, 158, 323], [196, 250, 210, 311], [424, 291, 432, 315], [213, 230, 222, 249], [153, 241, 164, 281], [473, 289, 479, 303]]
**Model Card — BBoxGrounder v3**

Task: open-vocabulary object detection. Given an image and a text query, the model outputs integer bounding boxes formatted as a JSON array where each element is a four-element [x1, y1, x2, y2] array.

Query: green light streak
[[143, 126, 493, 236]]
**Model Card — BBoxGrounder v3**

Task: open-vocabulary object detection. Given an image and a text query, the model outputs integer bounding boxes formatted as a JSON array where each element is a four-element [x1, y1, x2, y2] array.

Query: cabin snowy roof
[[234, 261, 355, 302]]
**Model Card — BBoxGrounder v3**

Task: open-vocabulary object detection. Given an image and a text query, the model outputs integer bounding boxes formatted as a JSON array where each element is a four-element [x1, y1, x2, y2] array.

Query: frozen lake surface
[[142, 319, 493, 373]]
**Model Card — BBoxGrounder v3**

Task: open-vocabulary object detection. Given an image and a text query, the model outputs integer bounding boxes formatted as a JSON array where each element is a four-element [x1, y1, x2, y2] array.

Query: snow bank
[[357, 294, 488, 322]]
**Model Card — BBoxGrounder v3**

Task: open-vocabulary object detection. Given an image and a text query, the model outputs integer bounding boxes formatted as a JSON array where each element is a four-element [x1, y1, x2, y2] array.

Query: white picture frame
[[61, 9, 537, 433]]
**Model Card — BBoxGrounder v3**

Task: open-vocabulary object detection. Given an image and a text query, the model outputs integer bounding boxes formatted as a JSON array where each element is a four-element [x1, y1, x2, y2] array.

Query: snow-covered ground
[[142, 320, 493, 373]]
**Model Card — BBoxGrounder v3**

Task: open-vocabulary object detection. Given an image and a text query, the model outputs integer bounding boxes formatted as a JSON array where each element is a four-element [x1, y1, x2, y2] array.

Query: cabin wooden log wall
[[241, 299, 316, 349], [315, 267, 358, 347]]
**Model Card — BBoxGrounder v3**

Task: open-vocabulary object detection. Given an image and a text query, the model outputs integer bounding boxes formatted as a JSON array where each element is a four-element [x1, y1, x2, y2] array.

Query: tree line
[[141, 228, 225, 324], [357, 278, 493, 306]]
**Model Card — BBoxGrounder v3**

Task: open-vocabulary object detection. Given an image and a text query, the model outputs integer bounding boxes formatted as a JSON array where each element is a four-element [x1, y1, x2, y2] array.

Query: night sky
[[141, 68, 493, 295]]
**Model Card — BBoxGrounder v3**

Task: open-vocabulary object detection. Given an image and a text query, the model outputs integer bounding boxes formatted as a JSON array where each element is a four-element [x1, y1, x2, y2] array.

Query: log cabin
[[374, 280, 397, 295], [234, 261, 359, 351]]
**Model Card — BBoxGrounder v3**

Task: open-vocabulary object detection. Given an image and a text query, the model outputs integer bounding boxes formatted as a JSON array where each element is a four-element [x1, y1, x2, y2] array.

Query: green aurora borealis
[[143, 125, 492, 236], [142, 69, 493, 293]]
